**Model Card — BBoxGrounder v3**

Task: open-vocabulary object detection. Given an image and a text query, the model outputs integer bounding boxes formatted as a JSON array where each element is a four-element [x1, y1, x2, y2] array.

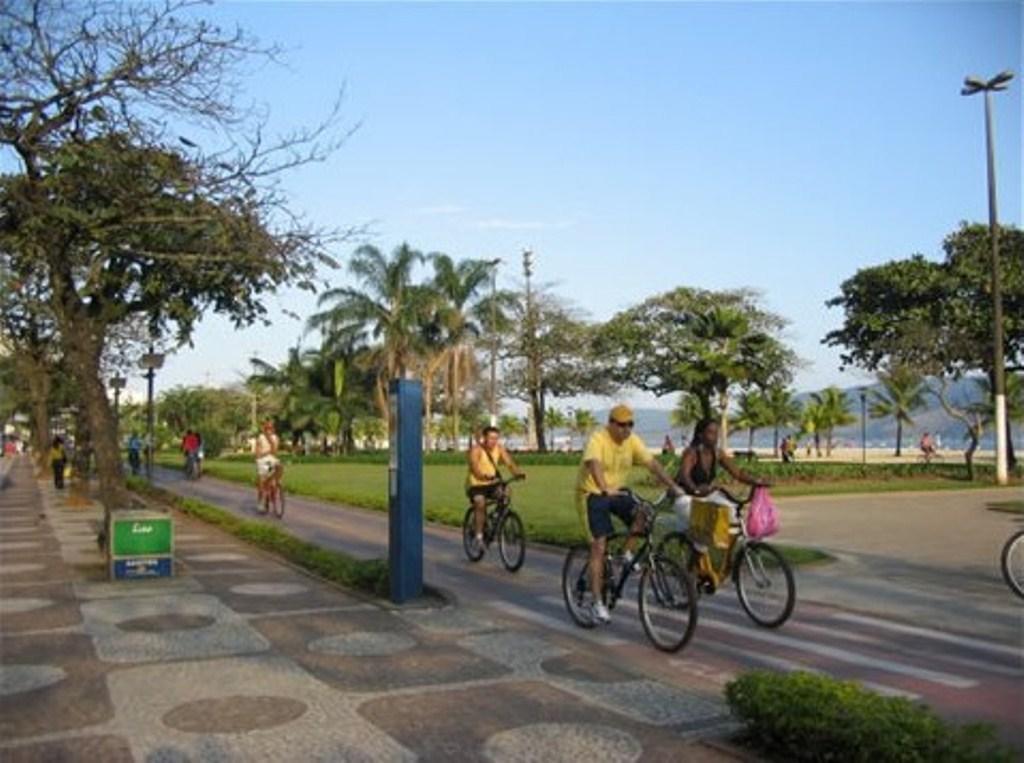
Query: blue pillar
[[388, 379, 423, 603]]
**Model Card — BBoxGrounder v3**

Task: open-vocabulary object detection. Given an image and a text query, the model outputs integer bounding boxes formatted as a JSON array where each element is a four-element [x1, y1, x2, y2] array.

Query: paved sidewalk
[[0, 456, 742, 762]]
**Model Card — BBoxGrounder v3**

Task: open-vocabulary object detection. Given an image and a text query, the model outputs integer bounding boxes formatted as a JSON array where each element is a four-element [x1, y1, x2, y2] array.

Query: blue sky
[[146, 1, 1020, 408]]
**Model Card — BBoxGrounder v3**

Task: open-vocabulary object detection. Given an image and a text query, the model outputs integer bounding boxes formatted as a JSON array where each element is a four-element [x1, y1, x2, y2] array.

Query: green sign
[[112, 516, 172, 556]]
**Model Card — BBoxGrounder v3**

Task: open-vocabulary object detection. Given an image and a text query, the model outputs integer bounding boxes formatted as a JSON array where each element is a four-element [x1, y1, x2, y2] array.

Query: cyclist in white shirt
[[254, 420, 282, 502]]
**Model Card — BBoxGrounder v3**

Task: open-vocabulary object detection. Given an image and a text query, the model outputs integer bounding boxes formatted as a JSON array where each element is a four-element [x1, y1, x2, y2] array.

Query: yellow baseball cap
[[609, 404, 634, 424]]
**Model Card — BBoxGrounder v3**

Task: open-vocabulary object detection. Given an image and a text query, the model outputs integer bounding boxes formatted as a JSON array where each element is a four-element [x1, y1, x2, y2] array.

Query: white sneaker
[[592, 601, 611, 624]]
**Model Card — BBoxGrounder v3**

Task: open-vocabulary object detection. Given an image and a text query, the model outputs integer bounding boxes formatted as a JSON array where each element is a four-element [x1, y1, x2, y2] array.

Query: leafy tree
[[868, 366, 925, 457], [0, 0, 350, 509], [599, 287, 796, 446], [503, 291, 615, 452], [825, 222, 1024, 468]]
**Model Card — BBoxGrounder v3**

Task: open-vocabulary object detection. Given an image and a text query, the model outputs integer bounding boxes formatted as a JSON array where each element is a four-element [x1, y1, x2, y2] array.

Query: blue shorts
[[586, 493, 637, 539]]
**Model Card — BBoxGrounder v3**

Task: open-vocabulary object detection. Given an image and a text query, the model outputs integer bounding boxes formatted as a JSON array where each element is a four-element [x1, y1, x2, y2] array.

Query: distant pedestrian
[[50, 436, 67, 489], [662, 434, 676, 457], [127, 433, 142, 476], [781, 435, 796, 463]]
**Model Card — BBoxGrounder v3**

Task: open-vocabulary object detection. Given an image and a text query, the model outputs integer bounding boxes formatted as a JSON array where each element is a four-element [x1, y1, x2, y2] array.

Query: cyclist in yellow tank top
[[466, 425, 524, 552]]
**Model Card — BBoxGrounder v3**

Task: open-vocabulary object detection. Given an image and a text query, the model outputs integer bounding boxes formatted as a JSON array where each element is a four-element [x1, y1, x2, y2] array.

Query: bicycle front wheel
[[1001, 530, 1024, 599], [562, 545, 596, 628], [497, 511, 526, 572], [734, 542, 795, 628], [462, 507, 484, 562], [272, 484, 285, 518], [638, 555, 699, 652]]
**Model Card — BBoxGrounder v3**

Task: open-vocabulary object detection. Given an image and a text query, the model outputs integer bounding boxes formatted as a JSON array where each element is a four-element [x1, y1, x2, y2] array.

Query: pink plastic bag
[[746, 486, 780, 539]]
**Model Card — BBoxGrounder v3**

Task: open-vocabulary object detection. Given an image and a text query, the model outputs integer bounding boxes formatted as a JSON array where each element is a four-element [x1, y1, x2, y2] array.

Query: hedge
[[725, 671, 1016, 762], [126, 477, 389, 597]]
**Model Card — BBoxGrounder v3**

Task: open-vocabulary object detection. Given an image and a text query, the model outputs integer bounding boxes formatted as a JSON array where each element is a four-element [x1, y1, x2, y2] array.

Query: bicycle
[[562, 490, 699, 652], [657, 487, 795, 628], [462, 475, 527, 572], [257, 467, 285, 519], [1001, 529, 1024, 599], [184, 452, 201, 481]]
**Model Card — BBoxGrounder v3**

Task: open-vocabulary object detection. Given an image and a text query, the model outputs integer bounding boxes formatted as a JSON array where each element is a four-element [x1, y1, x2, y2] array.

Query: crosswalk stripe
[[488, 601, 628, 646], [682, 643, 922, 700], [696, 618, 977, 689], [831, 612, 1022, 659], [583, 595, 977, 689], [694, 598, 1022, 677]]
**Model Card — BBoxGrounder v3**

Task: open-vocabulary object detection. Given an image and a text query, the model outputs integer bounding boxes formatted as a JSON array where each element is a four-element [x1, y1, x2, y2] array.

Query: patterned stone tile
[[0, 582, 82, 633], [0, 633, 114, 740], [0, 554, 72, 586], [0, 735, 134, 763], [540, 652, 639, 684], [73, 576, 203, 600], [400, 606, 496, 636], [80, 593, 269, 663], [105, 655, 416, 761], [359, 680, 706, 761], [192, 570, 359, 614], [252, 610, 510, 692], [459, 631, 567, 674]]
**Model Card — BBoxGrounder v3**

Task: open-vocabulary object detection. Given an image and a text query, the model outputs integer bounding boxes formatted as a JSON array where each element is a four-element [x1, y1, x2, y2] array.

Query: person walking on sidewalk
[[50, 436, 67, 489]]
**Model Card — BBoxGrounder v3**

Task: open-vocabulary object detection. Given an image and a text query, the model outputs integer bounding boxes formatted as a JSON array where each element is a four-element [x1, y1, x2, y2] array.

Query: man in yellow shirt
[[466, 425, 525, 551], [577, 404, 681, 623]]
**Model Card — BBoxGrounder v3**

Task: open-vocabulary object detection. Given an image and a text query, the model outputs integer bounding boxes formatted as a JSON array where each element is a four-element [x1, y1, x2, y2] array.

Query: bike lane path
[[153, 468, 1024, 751]]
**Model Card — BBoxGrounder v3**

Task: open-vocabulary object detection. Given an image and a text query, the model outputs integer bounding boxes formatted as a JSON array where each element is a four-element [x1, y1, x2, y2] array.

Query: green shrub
[[126, 477, 389, 597], [725, 671, 1016, 763]]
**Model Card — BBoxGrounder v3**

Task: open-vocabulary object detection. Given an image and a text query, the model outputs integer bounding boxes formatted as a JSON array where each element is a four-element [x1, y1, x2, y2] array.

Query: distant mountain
[[588, 376, 1020, 451]]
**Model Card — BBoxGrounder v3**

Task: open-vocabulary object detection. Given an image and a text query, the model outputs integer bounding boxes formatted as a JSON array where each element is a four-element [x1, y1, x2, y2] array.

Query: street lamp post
[[486, 258, 501, 426], [139, 345, 166, 481], [859, 389, 867, 465], [962, 70, 1014, 486], [109, 376, 127, 429], [522, 249, 537, 450]]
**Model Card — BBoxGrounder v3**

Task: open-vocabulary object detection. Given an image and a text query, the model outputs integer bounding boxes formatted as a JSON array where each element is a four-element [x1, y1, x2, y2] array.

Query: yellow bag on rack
[[689, 500, 732, 549]]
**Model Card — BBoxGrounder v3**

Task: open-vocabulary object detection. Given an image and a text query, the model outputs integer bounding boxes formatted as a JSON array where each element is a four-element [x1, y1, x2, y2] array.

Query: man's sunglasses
[[615, 420, 635, 428]]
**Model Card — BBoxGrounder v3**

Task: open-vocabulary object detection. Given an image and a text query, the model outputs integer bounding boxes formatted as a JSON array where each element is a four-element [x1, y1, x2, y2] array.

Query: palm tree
[[568, 408, 598, 449], [730, 391, 770, 452], [498, 413, 525, 445], [763, 385, 802, 457], [868, 367, 925, 457], [686, 305, 773, 447], [430, 254, 494, 444], [811, 386, 856, 457], [671, 393, 703, 442], [308, 243, 432, 423], [799, 400, 823, 457], [544, 407, 567, 450]]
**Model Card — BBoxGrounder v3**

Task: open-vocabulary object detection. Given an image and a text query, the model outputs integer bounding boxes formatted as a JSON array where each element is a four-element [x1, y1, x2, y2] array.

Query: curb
[[128, 486, 452, 612]]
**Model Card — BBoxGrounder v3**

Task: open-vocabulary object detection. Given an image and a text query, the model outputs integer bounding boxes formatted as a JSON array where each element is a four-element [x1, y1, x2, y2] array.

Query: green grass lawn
[[160, 452, 1015, 553]]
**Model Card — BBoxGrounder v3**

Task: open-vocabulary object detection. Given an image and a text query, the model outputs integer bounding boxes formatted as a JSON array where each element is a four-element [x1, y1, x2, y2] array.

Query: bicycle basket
[[689, 500, 732, 549]]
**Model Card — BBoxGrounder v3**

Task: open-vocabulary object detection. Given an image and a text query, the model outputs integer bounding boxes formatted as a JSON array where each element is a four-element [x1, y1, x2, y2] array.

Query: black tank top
[[690, 445, 717, 486]]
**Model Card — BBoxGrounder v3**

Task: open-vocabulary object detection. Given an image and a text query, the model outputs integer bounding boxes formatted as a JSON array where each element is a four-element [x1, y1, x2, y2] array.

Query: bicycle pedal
[[699, 578, 718, 595]]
